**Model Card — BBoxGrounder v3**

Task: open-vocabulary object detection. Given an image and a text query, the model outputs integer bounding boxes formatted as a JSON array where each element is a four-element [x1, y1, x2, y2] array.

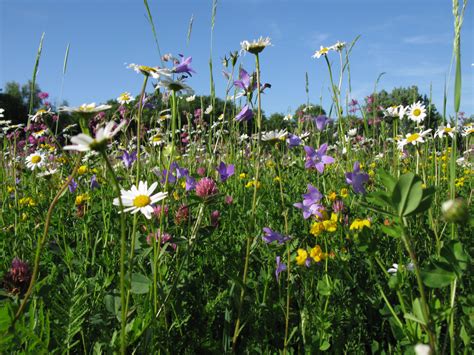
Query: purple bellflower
[[68, 178, 78, 193], [121, 150, 137, 169], [275, 256, 287, 282], [217, 162, 235, 182], [345, 161, 369, 194], [172, 55, 196, 76], [90, 174, 100, 190], [235, 105, 253, 122], [233, 68, 255, 94], [293, 184, 324, 219], [314, 115, 329, 131], [287, 134, 301, 148], [304, 143, 335, 173], [262, 227, 290, 245]]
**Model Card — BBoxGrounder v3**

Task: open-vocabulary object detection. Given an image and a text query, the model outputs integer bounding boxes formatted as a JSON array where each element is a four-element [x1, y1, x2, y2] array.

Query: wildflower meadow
[[0, 0, 473, 353]]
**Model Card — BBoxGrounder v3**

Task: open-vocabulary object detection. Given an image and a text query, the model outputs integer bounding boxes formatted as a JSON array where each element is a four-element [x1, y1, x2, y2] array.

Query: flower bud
[[441, 198, 469, 223]]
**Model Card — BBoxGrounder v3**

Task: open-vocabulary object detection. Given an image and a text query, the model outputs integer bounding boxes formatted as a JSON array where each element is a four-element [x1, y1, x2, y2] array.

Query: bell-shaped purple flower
[[304, 143, 335, 173], [345, 161, 369, 194], [217, 162, 235, 182], [275, 256, 287, 282], [234, 68, 254, 92], [287, 134, 301, 148], [235, 105, 253, 122], [294, 184, 324, 219], [262, 227, 290, 244], [172, 55, 196, 76], [121, 150, 137, 169], [314, 115, 329, 131]]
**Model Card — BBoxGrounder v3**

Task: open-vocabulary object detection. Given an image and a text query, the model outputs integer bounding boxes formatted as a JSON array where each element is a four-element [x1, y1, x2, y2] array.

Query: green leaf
[[412, 298, 427, 326], [440, 240, 469, 277], [421, 262, 456, 288], [317, 277, 332, 296], [404, 312, 426, 326], [130, 273, 151, 294], [319, 339, 330, 351], [378, 169, 397, 193], [380, 224, 402, 238], [404, 186, 435, 216], [392, 173, 423, 217]]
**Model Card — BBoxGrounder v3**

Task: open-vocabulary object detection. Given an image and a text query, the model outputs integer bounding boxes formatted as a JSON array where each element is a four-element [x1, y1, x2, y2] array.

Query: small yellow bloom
[[296, 249, 309, 266], [75, 193, 89, 206], [77, 165, 88, 175], [19, 197, 36, 207], [340, 188, 349, 198], [369, 162, 376, 169], [273, 176, 281, 183], [350, 218, 371, 231], [7, 186, 15, 193], [368, 170, 375, 178], [310, 245, 324, 262], [173, 191, 180, 200], [181, 181, 186, 189], [21, 213, 28, 221], [322, 213, 338, 232], [328, 191, 337, 201], [310, 221, 325, 236], [239, 173, 248, 179], [266, 160, 275, 168]]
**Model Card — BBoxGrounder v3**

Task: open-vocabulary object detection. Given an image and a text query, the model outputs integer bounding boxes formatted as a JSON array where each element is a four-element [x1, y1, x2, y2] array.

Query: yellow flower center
[[406, 133, 420, 143], [152, 135, 162, 142], [443, 127, 452, 132], [31, 155, 42, 164], [413, 108, 421, 116], [133, 195, 151, 207]]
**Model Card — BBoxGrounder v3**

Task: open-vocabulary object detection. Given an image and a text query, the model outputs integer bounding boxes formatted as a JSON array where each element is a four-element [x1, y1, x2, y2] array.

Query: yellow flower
[[239, 173, 248, 179], [455, 177, 465, 187], [296, 249, 309, 266], [310, 222, 325, 236], [7, 186, 15, 193], [273, 176, 281, 183], [322, 213, 338, 232], [328, 191, 337, 201], [340, 188, 349, 198], [181, 181, 186, 189], [75, 193, 89, 206], [245, 180, 261, 189], [369, 162, 376, 169], [266, 160, 275, 168], [350, 218, 371, 231], [21, 213, 28, 221], [173, 191, 180, 200], [77, 165, 88, 175], [368, 170, 375, 178], [310, 245, 324, 262], [19, 197, 36, 207]]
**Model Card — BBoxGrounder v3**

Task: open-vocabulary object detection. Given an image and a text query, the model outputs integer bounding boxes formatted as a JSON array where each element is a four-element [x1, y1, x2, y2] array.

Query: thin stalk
[[135, 75, 149, 185], [13, 154, 82, 324], [101, 151, 127, 354]]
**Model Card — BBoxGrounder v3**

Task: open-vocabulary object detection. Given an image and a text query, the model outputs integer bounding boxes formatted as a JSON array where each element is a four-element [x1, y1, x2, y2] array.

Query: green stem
[[136, 75, 149, 185], [101, 151, 127, 355], [13, 154, 82, 324]]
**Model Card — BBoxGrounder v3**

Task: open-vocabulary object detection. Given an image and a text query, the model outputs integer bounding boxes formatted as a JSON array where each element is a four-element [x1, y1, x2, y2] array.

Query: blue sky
[[1, 0, 473, 116]]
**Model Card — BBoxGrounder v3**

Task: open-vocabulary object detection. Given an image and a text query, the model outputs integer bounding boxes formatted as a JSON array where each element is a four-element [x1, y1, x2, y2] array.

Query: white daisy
[[435, 123, 456, 139], [240, 36, 272, 55], [60, 103, 112, 114], [32, 129, 48, 138], [113, 181, 167, 219], [261, 129, 288, 142], [117, 92, 134, 105], [407, 101, 427, 123], [186, 95, 196, 102], [283, 114, 293, 121], [397, 129, 432, 150], [384, 105, 406, 119], [329, 41, 346, 52], [26, 151, 47, 170], [0, 108, 4, 118], [127, 63, 172, 79], [64, 120, 126, 152], [312, 45, 331, 59], [155, 77, 194, 95], [204, 105, 213, 115]]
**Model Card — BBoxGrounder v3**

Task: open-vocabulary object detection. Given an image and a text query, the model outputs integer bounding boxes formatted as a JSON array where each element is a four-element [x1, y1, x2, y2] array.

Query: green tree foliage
[[2, 81, 42, 124]]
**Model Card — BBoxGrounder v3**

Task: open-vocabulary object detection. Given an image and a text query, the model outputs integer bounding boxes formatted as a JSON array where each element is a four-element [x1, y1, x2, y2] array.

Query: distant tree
[[365, 85, 442, 130], [294, 103, 326, 118], [3, 81, 42, 123], [263, 113, 292, 131], [0, 93, 28, 124]]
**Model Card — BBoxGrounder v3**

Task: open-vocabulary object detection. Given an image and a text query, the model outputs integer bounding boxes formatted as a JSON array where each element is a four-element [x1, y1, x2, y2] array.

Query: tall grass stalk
[[26, 32, 45, 129]]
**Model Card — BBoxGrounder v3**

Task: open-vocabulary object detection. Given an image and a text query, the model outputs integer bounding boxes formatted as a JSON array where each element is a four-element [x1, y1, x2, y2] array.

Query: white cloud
[[306, 32, 330, 49]]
